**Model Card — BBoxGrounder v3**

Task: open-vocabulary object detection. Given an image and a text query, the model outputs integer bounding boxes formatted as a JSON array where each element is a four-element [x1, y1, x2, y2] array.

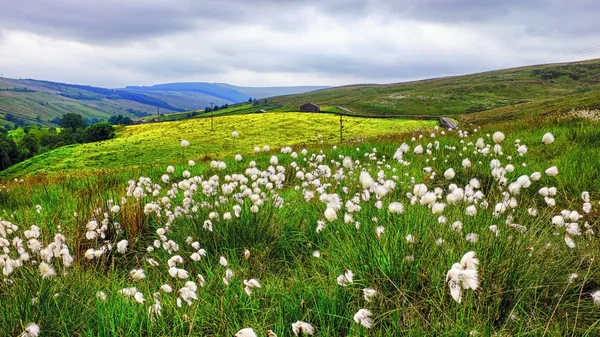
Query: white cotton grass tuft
[[21, 323, 40, 337], [353, 308, 374, 328], [337, 269, 354, 286], [130, 269, 146, 281], [492, 131, 505, 143], [388, 202, 404, 214], [117, 240, 128, 254], [219, 256, 228, 267], [591, 290, 600, 306], [180, 139, 189, 148], [324, 208, 337, 221], [234, 328, 257, 337], [444, 168, 455, 180], [542, 132, 555, 144], [292, 321, 315, 336], [39, 262, 56, 279], [363, 288, 377, 302], [232, 130, 239, 138], [96, 291, 107, 301], [446, 251, 480, 303], [134, 292, 145, 303], [376, 226, 385, 239], [545, 166, 558, 177]]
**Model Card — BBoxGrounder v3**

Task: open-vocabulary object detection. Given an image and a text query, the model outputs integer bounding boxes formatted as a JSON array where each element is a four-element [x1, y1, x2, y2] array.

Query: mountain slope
[[214, 84, 330, 99], [271, 59, 600, 119], [0, 77, 182, 127]]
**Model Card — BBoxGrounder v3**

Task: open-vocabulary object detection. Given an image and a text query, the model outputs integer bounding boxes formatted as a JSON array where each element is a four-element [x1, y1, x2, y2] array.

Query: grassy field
[[2, 59, 600, 336], [271, 59, 600, 117], [145, 103, 283, 122], [0, 112, 436, 178], [1, 113, 599, 336]]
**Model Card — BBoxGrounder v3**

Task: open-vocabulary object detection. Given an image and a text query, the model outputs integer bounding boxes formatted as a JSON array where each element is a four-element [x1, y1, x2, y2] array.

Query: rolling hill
[[0, 78, 328, 128], [271, 59, 600, 123], [0, 112, 435, 178], [0, 77, 185, 128]]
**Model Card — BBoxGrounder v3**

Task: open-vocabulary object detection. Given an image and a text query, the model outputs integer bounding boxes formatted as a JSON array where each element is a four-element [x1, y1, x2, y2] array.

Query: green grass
[[1, 115, 599, 336], [462, 90, 600, 125], [151, 103, 282, 122], [272, 59, 600, 117], [0, 112, 436, 178], [2, 59, 600, 336]]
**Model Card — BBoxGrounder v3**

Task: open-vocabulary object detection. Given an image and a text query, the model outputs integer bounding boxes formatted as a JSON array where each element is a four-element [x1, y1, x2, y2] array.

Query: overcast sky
[[0, 0, 599, 88]]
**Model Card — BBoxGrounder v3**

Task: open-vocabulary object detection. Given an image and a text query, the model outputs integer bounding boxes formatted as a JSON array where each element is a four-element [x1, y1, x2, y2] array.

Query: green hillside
[[271, 59, 600, 120], [0, 112, 435, 178], [0, 77, 180, 128]]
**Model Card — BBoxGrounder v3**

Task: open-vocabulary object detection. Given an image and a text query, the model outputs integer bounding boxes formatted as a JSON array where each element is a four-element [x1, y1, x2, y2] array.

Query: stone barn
[[300, 103, 320, 112]]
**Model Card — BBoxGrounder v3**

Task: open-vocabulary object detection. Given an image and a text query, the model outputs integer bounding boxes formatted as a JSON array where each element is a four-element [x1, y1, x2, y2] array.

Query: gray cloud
[[3, 0, 597, 43], [0, 0, 598, 87]]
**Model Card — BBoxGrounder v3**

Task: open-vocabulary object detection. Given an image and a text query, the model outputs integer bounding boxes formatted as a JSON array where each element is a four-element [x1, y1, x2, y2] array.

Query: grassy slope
[[0, 112, 435, 178], [271, 59, 600, 117], [462, 89, 600, 125], [145, 103, 282, 122], [2, 61, 600, 336], [0, 116, 599, 336]]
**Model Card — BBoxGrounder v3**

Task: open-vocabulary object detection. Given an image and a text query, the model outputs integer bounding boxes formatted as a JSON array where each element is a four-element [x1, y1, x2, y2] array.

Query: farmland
[[0, 112, 436, 178]]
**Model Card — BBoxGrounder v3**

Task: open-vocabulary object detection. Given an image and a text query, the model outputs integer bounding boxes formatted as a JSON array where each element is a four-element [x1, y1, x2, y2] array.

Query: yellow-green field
[[2, 112, 436, 177]]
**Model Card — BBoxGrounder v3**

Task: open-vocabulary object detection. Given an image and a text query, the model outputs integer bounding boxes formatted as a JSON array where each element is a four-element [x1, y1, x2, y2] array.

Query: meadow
[[0, 112, 436, 178], [0, 110, 599, 336], [271, 59, 600, 121]]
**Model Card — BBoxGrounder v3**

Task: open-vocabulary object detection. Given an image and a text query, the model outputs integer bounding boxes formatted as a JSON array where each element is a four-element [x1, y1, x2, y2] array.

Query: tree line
[[0, 113, 116, 171]]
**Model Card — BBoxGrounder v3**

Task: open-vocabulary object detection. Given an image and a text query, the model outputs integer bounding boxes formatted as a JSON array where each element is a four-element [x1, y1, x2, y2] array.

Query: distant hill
[[0, 78, 329, 128], [214, 84, 331, 99], [124, 82, 250, 106], [124, 82, 330, 110], [271, 58, 600, 123], [0, 77, 184, 128]]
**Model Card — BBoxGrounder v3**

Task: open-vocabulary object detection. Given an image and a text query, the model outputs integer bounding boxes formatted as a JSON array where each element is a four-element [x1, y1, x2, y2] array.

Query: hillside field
[[0, 112, 436, 178], [271, 59, 600, 124]]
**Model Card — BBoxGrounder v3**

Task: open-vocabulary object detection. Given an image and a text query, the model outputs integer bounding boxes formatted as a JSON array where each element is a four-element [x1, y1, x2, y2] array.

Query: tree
[[60, 113, 86, 131], [108, 115, 133, 125], [20, 133, 39, 157], [0, 130, 21, 170], [84, 122, 115, 142]]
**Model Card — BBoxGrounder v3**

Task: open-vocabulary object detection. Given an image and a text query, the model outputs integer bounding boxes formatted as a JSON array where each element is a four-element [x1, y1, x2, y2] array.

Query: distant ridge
[[0, 78, 329, 127], [125, 82, 250, 103], [214, 83, 331, 99]]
